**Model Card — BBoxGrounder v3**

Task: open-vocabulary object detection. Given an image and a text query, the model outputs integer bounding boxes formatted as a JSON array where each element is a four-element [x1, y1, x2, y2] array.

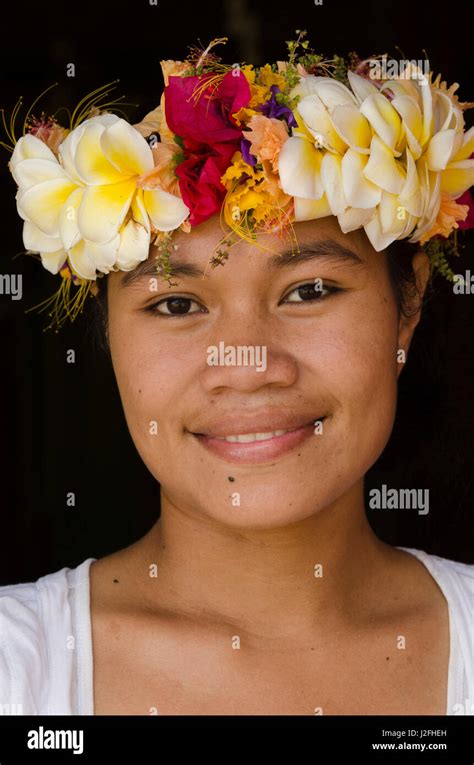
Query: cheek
[[339, 292, 400, 464], [108, 315, 200, 471], [296, 289, 400, 467]]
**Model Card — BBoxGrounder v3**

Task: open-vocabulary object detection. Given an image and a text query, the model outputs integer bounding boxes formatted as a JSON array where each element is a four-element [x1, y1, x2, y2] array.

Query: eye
[[282, 281, 341, 304], [144, 296, 204, 316]]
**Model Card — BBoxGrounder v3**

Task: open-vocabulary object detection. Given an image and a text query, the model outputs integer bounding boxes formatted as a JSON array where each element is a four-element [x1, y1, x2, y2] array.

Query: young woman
[[0, 38, 472, 716]]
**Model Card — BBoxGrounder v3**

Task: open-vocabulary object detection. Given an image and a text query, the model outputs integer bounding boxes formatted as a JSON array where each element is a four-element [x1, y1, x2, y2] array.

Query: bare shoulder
[[89, 541, 149, 612], [373, 544, 451, 618]]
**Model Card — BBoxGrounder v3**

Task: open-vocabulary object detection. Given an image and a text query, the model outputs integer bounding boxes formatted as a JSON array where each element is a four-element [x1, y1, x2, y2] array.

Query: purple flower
[[258, 85, 297, 127], [240, 137, 257, 166], [239, 85, 296, 166]]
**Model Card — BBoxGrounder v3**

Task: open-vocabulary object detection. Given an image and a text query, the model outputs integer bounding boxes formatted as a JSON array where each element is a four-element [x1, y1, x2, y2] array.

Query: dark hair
[[89, 240, 429, 358], [89, 274, 110, 359], [385, 238, 432, 319]]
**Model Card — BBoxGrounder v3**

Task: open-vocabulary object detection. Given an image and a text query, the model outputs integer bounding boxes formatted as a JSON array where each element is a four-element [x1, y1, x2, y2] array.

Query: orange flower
[[243, 114, 289, 172], [136, 141, 181, 196], [419, 192, 469, 244], [237, 64, 287, 112], [257, 63, 287, 91], [232, 106, 259, 127]]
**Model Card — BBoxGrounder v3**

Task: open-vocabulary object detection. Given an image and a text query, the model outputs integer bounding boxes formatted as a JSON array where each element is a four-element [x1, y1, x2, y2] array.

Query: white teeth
[[216, 429, 290, 443]]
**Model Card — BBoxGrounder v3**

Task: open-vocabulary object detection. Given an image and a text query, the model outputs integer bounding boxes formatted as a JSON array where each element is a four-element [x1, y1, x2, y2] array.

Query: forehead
[[112, 215, 376, 293]]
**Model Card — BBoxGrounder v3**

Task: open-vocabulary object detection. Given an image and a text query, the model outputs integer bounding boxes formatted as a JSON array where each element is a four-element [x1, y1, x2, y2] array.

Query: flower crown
[[3, 31, 474, 331]]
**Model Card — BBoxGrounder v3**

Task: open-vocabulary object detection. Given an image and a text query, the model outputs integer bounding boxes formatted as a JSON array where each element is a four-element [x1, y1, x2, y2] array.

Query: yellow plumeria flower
[[278, 68, 474, 251], [9, 113, 189, 280]]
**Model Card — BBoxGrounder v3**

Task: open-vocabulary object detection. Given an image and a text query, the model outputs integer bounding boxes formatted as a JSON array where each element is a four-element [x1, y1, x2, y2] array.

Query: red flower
[[165, 71, 250, 144], [456, 189, 474, 231], [175, 142, 236, 226], [164, 71, 251, 225]]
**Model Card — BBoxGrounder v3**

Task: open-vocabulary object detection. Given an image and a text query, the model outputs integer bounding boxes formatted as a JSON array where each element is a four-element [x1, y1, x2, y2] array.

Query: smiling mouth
[[192, 417, 326, 441], [190, 417, 326, 464], [211, 426, 307, 443]]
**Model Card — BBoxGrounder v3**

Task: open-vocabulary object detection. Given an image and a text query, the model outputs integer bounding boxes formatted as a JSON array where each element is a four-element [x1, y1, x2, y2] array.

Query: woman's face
[[107, 215, 424, 529]]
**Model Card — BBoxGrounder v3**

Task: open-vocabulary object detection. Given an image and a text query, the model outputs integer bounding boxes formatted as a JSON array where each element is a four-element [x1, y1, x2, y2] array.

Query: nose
[[200, 326, 299, 394]]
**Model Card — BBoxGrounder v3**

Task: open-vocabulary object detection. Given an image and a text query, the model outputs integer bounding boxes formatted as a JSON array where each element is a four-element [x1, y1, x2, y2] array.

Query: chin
[[187, 476, 347, 530]]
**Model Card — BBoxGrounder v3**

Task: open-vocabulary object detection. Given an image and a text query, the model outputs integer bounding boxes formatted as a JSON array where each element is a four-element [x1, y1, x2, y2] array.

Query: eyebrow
[[269, 239, 364, 270], [119, 238, 365, 289]]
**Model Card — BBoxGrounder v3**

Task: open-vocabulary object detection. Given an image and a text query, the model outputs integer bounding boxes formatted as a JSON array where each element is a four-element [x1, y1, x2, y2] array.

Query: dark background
[[1, 0, 473, 584]]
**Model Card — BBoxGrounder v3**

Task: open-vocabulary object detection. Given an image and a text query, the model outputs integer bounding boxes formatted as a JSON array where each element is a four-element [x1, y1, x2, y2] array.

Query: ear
[[397, 249, 431, 376]]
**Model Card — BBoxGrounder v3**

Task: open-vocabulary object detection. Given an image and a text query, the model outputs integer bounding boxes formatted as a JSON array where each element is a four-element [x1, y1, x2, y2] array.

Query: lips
[[188, 410, 326, 464], [189, 410, 323, 439]]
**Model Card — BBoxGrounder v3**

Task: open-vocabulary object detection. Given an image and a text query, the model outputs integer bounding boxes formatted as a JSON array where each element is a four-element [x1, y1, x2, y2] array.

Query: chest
[[90, 613, 449, 715]]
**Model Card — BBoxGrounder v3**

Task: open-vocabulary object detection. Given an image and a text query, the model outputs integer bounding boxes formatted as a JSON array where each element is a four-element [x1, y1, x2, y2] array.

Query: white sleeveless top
[[0, 546, 472, 715]]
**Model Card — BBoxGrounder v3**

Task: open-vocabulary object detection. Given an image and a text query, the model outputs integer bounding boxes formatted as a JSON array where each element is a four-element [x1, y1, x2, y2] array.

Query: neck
[[133, 480, 393, 641]]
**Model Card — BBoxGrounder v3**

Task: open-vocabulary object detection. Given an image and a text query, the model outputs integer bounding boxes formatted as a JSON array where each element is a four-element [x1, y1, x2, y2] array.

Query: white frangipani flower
[[278, 67, 474, 251], [9, 113, 189, 280]]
